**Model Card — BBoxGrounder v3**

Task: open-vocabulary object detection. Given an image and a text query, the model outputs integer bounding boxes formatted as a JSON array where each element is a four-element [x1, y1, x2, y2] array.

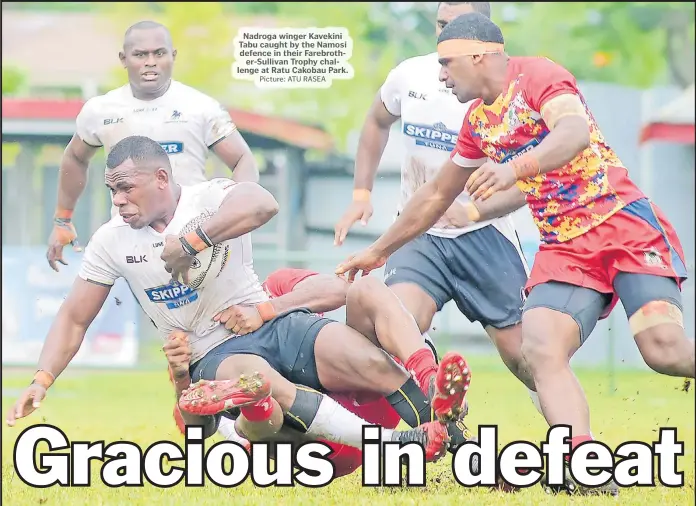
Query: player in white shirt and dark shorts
[[335, 2, 541, 410], [46, 20, 259, 272], [9, 135, 473, 464]]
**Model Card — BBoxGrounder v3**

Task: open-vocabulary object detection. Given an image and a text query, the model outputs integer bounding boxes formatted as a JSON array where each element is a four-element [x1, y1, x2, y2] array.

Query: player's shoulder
[[81, 84, 130, 111], [392, 52, 439, 76], [199, 177, 237, 194], [184, 178, 238, 203], [85, 84, 130, 107], [512, 56, 573, 79], [169, 80, 222, 108]]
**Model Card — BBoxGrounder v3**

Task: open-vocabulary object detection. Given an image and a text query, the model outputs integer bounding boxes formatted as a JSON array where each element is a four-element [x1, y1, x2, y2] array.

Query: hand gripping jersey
[[451, 56, 645, 244], [78, 178, 267, 363], [380, 52, 518, 242], [76, 81, 237, 215]]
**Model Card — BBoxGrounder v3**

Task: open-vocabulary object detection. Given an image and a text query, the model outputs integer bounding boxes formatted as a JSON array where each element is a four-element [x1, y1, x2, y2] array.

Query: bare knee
[[521, 308, 577, 373], [216, 354, 271, 380], [347, 276, 387, 315], [389, 283, 437, 333], [488, 324, 535, 389], [630, 300, 691, 373], [635, 326, 687, 372], [217, 354, 296, 410]]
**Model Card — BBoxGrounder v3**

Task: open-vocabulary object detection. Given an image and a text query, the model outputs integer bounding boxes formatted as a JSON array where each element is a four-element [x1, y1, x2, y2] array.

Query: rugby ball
[[178, 211, 230, 290]]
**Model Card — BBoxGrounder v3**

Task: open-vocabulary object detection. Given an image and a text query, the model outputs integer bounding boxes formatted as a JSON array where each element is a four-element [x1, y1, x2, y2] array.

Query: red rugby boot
[[430, 351, 471, 422], [179, 372, 271, 416], [393, 421, 450, 462]]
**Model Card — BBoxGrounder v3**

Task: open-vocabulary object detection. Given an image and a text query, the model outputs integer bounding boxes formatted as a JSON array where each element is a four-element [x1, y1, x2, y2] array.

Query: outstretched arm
[[6, 278, 110, 426], [269, 273, 349, 315], [37, 278, 110, 378]]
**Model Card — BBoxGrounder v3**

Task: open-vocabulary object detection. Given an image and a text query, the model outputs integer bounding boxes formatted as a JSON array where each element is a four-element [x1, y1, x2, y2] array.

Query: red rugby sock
[[565, 434, 594, 462], [404, 348, 438, 396], [240, 396, 273, 422]]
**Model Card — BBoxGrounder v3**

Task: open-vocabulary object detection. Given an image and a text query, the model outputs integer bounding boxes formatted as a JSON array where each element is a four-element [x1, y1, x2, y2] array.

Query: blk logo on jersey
[[408, 91, 427, 100], [145, 281, 198, 309], [159, 142, 184, 155], [103, 118, 123, 125], [403, 122, 458, 152]]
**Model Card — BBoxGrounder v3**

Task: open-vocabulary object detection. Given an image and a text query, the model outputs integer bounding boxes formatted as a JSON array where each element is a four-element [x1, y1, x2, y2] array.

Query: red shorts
[[526, 198, 687, 319]]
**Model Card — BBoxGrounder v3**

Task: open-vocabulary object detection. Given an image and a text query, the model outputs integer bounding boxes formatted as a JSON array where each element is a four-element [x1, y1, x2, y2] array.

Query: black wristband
[[195, 227, 214, 248], [179, 236, 198, 256]]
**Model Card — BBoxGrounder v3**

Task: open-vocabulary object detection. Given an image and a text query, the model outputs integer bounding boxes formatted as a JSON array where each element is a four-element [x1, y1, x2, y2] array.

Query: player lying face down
[[7, 136, 465, 463]]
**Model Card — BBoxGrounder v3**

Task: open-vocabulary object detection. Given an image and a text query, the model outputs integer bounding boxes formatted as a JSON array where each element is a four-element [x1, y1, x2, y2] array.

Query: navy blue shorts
[[189, 309, 334, 390], [384, 225, 529, 329]]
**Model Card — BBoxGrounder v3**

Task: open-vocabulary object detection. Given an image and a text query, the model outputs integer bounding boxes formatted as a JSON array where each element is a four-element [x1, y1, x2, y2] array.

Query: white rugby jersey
[[380, 52, 518, 242], [78, 178, 268, 363], [76, 80, 237, 215]]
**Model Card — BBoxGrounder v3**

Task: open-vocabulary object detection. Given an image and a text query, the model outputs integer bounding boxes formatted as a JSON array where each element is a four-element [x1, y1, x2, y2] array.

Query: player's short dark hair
[[124, 20, 172, 48], [438, 2, 491, 19], [106, 136, 171, 172], [437, 12, 504, 45]]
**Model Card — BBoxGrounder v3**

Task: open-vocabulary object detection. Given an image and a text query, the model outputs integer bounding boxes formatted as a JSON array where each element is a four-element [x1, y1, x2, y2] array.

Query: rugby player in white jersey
[[335, 2, 542, 411], [8, 136, 470, 462], [46, 20, 259, 272]]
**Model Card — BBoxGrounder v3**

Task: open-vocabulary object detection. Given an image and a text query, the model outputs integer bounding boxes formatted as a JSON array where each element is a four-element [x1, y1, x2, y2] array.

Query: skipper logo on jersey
[[403, 122, 458, 152], [145, 281, 198, 309], [159, 142, 184, 155]]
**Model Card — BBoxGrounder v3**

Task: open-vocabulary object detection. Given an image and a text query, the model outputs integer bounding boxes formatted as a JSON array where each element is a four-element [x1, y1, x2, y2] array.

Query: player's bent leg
[[523, 283, 621, 497], [313, 321, 433, 427], [520, 282, 608, 435], [186, 319, 449, 459], [615, 273, 695, 378], [345, 276, 442, 394], [485, 324, 535, 391], [381, 235, 453, 397], [181, 355, 284, 442], [314, 322, 467, 422], [446, 224, 534, 391]]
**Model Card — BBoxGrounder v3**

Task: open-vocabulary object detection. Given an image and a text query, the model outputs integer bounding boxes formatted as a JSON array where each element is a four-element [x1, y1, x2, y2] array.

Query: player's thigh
[[312, 322, 408, 396], [522, 281, 611, 360], [271, 309, 336, 391], [189, 321, 301, 408], [447, 225, 529, 330], [383, 233, 452, 331], [613, 272, 685, 351]]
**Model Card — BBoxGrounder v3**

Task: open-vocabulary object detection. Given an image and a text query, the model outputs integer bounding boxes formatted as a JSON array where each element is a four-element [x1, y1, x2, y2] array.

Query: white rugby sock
[[306, 395, 395, 448], [217, 416, 249, 444], [528, 388, 543, 416]]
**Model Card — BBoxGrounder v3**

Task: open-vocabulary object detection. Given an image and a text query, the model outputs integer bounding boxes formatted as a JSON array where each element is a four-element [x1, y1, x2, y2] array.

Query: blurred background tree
[[496, 2, 695, 89], [1, 65, 28, 96], [3, 1, 694, 150]]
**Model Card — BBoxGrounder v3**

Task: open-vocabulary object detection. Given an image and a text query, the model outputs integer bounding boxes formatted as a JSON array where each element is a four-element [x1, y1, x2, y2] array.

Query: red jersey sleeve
[[450, 103, 487, 167], [522, 58, 580, 113], [262, 268, 319, 297]]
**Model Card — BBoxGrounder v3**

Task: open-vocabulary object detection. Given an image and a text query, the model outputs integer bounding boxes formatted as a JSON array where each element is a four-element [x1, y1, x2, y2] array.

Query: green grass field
[[2, 356, 694, 506]]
